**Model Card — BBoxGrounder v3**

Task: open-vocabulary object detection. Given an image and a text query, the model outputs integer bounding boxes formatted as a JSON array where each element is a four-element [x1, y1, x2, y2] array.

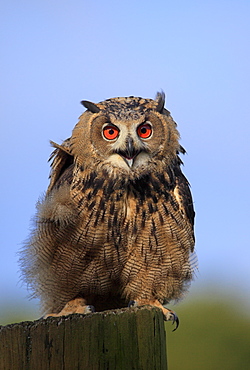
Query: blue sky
[[1, 0, 250, 319]]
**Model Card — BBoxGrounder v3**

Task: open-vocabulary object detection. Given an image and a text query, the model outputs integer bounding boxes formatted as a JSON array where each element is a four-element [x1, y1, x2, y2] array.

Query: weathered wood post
[[0, 306, 167, 370]]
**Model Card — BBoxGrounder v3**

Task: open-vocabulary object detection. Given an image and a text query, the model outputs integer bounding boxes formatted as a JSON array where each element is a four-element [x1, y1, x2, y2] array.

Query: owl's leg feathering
[[128, 299, 179, 331], [44, 298, 95, 318]]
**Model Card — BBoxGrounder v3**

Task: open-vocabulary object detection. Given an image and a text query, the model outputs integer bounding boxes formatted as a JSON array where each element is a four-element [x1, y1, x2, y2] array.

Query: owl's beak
[[117, 137, 141, 168], [126, 137, 135, 159], [124, 157, 134, 168]]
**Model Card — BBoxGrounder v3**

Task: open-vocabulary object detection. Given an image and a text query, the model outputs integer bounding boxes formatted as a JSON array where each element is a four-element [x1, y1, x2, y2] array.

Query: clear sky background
[[1, 0, 250, 320]]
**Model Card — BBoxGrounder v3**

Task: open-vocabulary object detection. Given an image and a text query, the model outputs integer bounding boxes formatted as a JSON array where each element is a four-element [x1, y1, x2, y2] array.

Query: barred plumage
[[20, 92, 196, 329]]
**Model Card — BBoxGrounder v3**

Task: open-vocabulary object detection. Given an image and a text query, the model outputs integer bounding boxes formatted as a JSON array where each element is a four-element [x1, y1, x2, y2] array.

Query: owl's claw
[[164, 310, 179, 331], [128, 299, 179, 331], [172, 315, 179, 331], [85, 305, 95, 314], [128, 300, 137, 307]]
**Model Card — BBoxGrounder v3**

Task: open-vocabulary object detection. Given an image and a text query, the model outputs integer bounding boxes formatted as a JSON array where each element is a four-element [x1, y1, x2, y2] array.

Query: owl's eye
[[103, 125, 120, 140], [137, 123, 152, 139]]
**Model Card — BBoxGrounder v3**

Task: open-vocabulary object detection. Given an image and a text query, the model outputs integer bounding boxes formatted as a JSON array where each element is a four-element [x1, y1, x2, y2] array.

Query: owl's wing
[[47, 139, 74, 193], [173, 164, 195, 240]]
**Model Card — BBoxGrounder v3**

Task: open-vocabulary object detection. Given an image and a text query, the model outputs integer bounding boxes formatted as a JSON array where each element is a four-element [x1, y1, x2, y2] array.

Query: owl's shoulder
[[47, 139, 74, 193]]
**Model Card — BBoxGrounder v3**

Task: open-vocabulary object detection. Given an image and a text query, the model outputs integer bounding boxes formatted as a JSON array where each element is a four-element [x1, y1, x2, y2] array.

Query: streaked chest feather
[[68, 168, 191, 250]]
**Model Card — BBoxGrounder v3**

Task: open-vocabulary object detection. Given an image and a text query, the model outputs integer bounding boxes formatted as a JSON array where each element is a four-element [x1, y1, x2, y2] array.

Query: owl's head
[[71, 92, 182, 178]]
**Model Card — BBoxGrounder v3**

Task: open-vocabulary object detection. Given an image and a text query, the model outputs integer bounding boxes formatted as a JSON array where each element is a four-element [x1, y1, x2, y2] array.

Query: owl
[[20, 92, 195, 330]]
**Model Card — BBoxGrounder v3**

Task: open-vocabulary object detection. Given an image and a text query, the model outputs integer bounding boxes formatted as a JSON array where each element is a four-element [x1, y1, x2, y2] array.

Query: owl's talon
[[128, 300, 179, 330], [172, 315, 179, 331], [164, 310, 179, 331], [128, 300, 137, 307], [85, 305, 95, 314]]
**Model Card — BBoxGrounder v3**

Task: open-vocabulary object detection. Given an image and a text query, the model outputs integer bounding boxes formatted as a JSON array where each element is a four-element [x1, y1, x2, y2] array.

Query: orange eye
[[137, 123, 152, 139], [103, 125, 119, 140]]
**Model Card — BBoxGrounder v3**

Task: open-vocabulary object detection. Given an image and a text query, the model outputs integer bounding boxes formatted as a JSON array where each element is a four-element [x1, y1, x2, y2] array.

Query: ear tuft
[[155, 91, 165, 113], [81, 100, 100, 113]]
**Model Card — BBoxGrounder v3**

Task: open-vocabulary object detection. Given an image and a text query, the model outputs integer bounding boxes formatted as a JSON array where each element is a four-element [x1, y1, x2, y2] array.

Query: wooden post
[[0, 306, 167, 370]]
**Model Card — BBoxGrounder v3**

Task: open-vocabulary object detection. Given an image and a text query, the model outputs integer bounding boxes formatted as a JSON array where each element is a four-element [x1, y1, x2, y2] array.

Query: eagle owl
[[20, 92, 195, 330]]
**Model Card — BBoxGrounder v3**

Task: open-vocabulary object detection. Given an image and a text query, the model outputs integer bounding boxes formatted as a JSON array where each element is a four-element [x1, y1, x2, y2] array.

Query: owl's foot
[[128, 299, 179, 331], [44, 298, 95, 318]]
